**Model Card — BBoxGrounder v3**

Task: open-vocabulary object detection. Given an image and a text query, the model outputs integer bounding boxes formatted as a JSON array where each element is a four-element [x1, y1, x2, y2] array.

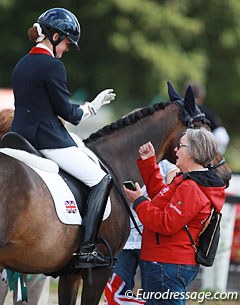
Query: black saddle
[[0, 132, 89, 216]]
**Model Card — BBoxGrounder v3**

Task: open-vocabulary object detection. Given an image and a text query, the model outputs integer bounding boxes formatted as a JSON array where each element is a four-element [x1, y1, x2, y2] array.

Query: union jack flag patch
[[104, 273, 146, 305], [64, 200, 77, 214]]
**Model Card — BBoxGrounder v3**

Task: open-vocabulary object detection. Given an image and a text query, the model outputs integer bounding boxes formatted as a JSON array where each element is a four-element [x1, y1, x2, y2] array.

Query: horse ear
[[167, 81, 182, 101], [184, 85, 196, 114]]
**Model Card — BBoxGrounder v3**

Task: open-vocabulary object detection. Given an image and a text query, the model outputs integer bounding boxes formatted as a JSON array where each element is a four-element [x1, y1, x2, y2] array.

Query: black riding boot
[[73, 174, 113, 268]]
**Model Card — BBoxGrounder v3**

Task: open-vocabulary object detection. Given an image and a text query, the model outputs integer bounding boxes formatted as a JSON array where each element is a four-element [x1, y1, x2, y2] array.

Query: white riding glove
[[90, 89, 116, 113], [80, 89, 116, 120]]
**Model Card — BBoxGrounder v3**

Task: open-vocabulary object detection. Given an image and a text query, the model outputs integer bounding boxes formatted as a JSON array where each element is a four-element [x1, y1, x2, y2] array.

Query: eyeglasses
[[177, 143, 188, 150]]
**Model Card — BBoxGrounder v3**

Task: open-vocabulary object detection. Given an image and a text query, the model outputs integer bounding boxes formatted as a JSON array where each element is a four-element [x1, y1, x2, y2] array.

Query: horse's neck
[[87, 126, 144, 184], [86, 104, 182, 185]]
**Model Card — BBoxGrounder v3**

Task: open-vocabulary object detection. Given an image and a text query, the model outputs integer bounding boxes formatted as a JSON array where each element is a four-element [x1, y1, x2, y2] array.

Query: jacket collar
[[29, 45, 54, 57]]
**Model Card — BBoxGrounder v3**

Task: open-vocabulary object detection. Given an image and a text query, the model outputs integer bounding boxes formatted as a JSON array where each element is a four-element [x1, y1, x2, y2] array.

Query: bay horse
[[0, 83, 231, 305]]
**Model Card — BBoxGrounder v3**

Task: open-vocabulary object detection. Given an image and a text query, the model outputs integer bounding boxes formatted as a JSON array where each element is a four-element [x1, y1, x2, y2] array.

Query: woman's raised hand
[[139, 141, 155, 160]]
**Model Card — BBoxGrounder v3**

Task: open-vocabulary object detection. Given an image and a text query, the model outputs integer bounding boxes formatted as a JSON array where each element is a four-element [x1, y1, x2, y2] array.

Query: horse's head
[[167, 81, 231, 187], [162, 81, 211, 161]]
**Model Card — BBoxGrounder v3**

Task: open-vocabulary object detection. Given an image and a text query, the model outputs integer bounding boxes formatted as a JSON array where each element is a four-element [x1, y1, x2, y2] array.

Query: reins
[[112, 178, 142, 236], [98, 160, 142, 236]]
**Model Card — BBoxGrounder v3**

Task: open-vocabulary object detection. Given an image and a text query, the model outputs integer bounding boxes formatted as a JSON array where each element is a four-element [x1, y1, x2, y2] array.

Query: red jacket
[[133, 156, 226, 265]]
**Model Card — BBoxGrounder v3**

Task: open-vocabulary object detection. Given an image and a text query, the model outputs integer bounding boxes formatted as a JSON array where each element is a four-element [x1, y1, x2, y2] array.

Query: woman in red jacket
[[124, 128, 226, 305]]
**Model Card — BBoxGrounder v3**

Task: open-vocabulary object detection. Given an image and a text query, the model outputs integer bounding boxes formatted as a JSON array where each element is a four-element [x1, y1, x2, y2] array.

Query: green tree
[[73, 0, 207, 110], [1, 0, 240, 134], [195, 0, 240, 134], [0, 1, 207, 109]]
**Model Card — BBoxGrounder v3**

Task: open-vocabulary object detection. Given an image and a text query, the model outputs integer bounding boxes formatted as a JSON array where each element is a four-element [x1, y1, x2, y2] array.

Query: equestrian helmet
[[38, 8, 80, 47]]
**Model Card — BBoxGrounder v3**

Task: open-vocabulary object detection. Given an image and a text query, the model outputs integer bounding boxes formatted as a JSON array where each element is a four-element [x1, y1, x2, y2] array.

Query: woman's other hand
[[123, 182, 143, 202]]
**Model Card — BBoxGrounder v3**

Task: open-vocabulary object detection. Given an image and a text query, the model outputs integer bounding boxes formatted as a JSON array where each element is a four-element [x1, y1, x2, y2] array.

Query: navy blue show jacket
[[10, 47, 83, 149]]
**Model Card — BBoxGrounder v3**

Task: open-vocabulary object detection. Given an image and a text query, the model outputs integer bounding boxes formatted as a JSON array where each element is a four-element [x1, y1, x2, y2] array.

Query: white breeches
[[40, 146, 106, 187]]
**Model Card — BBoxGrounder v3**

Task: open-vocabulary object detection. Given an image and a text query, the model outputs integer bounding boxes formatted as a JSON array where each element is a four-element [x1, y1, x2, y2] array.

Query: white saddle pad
[[0, 148, 111, 225]]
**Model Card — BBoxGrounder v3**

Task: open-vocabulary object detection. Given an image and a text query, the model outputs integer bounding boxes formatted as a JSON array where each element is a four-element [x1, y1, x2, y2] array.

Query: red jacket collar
[[29, 47, 52, 56]]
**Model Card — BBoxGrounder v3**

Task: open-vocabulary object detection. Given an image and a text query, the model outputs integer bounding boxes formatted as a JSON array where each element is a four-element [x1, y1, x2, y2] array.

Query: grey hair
[[184, 128, 218, 166]]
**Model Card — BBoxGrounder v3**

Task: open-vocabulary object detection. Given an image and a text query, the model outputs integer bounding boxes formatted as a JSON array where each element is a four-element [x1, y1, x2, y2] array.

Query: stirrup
[[72, 238, 115, 269], [73, 248, 111, 268]]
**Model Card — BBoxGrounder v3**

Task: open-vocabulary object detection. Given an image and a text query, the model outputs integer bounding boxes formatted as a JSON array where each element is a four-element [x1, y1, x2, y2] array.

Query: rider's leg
[[40, 146, 113, 268], [40, 146, 105, 186], [74, 174, 113, 268]]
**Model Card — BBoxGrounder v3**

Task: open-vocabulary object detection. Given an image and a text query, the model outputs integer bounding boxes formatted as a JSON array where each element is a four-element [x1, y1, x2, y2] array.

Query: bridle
[[175, 100, 226, 169], [175, 100, 207, 128], [207, 157, 226, 170], [186, 113, 207, 129]]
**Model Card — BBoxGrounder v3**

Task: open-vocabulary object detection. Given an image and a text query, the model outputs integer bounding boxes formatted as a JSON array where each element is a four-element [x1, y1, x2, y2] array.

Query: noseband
[[207, 157, 226, 170], [187, 113, 207, 128]]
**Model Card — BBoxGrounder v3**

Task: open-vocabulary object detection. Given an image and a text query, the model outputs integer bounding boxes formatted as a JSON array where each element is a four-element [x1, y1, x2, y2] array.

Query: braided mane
[[83, 101, 172, 144]]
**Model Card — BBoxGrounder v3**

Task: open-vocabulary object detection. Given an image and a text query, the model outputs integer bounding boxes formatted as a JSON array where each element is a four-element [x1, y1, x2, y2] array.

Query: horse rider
[[10, 7, 116, 269]]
